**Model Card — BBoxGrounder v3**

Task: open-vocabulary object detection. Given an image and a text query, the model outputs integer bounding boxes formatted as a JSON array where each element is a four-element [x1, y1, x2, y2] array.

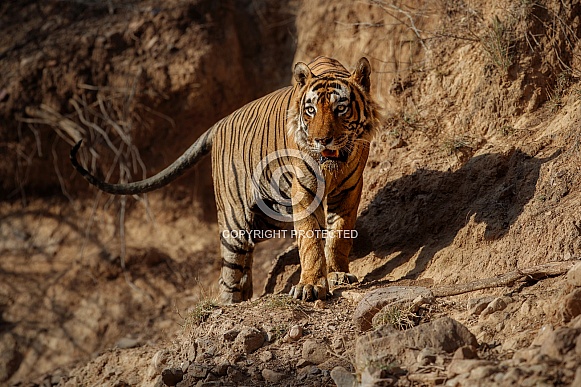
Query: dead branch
[[432, 260, 577, 297]]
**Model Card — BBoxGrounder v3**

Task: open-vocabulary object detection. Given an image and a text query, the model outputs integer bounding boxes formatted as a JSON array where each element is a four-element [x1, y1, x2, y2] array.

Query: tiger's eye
[[336, 105, 349, 114], [305, 106, 316, 116]]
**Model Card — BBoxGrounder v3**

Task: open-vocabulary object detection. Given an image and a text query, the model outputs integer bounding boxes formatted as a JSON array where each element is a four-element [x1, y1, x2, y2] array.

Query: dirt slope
[[1, 0, 581, 386]]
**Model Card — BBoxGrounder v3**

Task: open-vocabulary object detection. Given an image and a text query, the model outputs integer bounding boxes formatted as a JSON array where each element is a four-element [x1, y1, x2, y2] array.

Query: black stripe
[[297, 179, 317, 200], [222, 258, 244, 272], [220, 281, 241, 293], [336, 165, 358, 190], [220, 234, 249, 255]]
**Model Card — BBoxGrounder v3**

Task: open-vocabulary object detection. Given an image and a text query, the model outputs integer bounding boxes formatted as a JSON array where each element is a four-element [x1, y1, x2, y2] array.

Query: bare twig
[[432, 260, 577, 297]]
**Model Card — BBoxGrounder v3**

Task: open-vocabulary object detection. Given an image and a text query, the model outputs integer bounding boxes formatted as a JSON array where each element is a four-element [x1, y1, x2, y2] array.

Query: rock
[[480, 297, 508, 318], [390, 137, 406, 149], [185, 344, 196, 363], [259, 350, 273, 362], [331, 337, 344, 351], [262, 368, 285, 383], [188, 364, 208, 379], [0, 334, 22, 383], [353, 286, 435, 331], [296, 358, 311, 368], [223, 329, 240, 341], [416, 347, 437, 365], [227, 366, 247, 383], [314, 299, 325, 309], [452, 346, 477, 360], [161, 368, 184, 386], [115, 337, 141, 349], [531, 325, 554, 347], [356, 317, 478, 372], [289, 325, 303, 341], [149, 350, 171, 379], [330, 366, 356, 387], [447, 359, 495, 378], [302, 339, 329, 365], [210, 362, 229, 377], [234, 326, 265, 354], [539, 327, 581, 360], [469, 365, 499, 379], [502, 367, 524, 384], [467, 296, 495, 316], [562, 288, 581, 322], [512, 347, 540, 364], [566, 262, 581, 287]]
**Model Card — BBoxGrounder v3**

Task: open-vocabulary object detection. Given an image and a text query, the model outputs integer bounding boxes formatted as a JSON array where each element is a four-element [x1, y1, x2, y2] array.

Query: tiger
[[70, 56, 380, 304]]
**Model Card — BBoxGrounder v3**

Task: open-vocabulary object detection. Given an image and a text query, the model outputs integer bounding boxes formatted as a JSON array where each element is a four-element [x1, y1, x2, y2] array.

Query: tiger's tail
[[70, 127, 214, 195]]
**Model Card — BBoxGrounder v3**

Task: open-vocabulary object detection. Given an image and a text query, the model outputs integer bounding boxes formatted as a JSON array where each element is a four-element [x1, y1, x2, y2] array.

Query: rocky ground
[[2, 0, 581, 386]]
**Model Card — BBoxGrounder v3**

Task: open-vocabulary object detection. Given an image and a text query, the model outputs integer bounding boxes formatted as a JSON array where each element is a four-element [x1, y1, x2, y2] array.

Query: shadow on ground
[[352, 149, 560, 283]]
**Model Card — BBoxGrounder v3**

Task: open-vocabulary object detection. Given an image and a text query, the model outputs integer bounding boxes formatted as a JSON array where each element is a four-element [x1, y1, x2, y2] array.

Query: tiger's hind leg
[[219, 229, 255, 304]]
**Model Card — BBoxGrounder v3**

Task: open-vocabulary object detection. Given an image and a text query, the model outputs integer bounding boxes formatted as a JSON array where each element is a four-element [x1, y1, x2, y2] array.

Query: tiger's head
[[288, 57, 380, 169]]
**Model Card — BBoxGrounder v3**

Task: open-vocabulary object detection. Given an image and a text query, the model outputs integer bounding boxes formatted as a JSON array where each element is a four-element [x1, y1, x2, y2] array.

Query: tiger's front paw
[[289, 277, 328, 301], [328, 272, 358, 287]]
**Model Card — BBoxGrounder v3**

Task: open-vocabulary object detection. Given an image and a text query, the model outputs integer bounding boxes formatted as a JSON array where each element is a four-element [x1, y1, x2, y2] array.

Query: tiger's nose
[[314, 137, 333, 146]]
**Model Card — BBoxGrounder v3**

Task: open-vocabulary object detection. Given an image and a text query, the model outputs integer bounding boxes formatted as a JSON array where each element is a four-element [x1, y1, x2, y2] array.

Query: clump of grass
[[373, 304, 419, 331], [185, 298, 219, 327], [441, 135, 471, 155], [547, 70, 574, 112], [269, 324, 290, 342], [481, 15, 514, 76], [500, 125, 516, 136]]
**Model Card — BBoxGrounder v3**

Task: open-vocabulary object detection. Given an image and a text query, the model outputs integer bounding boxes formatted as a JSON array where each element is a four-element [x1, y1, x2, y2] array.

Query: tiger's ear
[[352, 57, 371, 93], [293, 62, 312, 87]]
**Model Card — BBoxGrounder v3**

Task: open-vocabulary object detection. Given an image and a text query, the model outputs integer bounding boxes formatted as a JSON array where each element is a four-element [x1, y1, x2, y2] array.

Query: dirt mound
[[2, 0, 581, 386]]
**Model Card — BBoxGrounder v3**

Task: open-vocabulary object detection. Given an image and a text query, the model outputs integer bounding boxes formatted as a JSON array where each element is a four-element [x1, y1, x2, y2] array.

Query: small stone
[[453, 346, 477, 360], [417, 347, 437, 365], [296, 359, 311, 368], [562, 288, 581, 322], [513, 347, 540, 363], [234, 327, 265, 354], [210, 363, 229, 377], [331, 337, 344, 351], [502, 367, 523, 383], [531, 325, 554, 347], [161, 368, 184, 386], [480, 297, 508, 318], [259, 350, 273, 362], [390, 137, 406, 149], [262, 368, 285, 383], [566, 262, 581, 287], [186, 345, 196, 362], [469, 365, 498, 379], [467, 296, 495, 315], [289, 325, 303, 341], [115, 337, 141, 349], [188, 364, 208, 379], [447, 360, 494, 378], [302, 339, 329, 365], [223, 329, 240, 341], [227, 366, 246, 383], [314, 299, 326, 309]]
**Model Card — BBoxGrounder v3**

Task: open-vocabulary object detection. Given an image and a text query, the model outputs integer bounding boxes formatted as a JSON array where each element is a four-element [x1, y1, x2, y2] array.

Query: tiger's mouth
[[321, 149, 339, 158], [319, 147, 348, 163]]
